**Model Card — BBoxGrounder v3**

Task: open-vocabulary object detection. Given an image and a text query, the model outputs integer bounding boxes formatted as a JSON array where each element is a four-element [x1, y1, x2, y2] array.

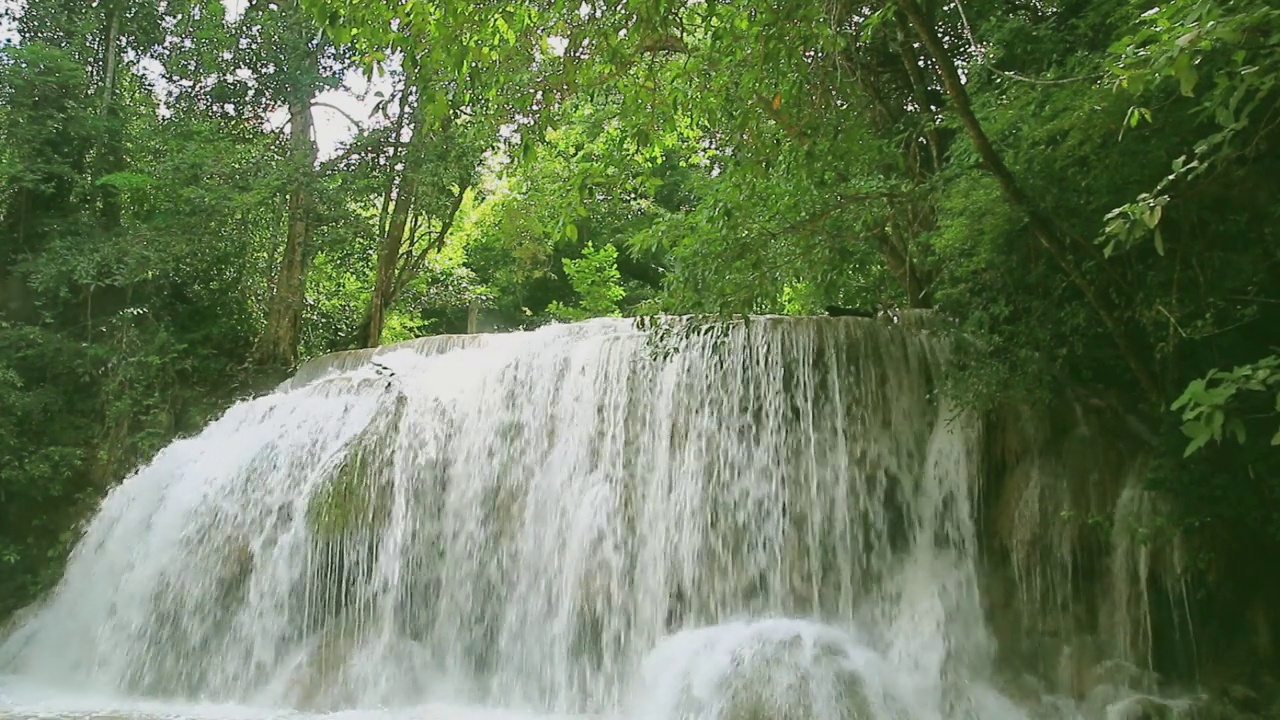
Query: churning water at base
[[2, 317, 1042, 719]]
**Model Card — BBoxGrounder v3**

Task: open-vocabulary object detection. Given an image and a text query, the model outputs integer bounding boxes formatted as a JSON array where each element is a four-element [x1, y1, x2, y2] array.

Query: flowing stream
[[0, 317, 1119, 719]]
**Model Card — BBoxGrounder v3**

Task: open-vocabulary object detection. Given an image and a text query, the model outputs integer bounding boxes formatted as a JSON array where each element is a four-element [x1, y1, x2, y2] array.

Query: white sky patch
[[263, 65, 398, 161], [224, 0, 249, 22], [0, 0, 19, 46], [222, 0, 394, 160]]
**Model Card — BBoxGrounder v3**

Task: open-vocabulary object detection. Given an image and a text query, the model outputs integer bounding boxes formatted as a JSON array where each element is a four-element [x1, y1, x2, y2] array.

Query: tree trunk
[[392, 184, 468, 292], [357, 110, 474, 349], [467, 299, 479, 334], [97, 1, 124, 230], [353, 174, 470, 349], [364, 136, 421, 348], [876, 230, 932, 308], [255, 94, 317, 369], [100, 5, 121, 115], [897, 0, 1161, 404]]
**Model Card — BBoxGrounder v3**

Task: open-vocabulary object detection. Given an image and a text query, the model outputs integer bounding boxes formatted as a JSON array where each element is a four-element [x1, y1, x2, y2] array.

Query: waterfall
[[0, 317, 1091, 718]]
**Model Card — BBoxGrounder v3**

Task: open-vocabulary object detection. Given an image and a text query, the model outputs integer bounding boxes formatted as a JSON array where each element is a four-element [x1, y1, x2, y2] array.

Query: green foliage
[[547, 242, 626, 321], [1174, 356, 1280, 457], [0, 324, 94, 595], [1102, 0, 1280, 258], [442, 0, 1279, 546], [0, 0, 299, 615], [453, 107, 669, 327], [1094, 0, 1280, 539]]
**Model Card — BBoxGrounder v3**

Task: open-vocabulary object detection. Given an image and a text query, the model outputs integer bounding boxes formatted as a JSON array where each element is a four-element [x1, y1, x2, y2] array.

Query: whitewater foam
[[1, 317, 1032, 719]]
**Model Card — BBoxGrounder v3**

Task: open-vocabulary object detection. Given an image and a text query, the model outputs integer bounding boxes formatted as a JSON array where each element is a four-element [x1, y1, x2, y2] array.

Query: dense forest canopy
[[0, 0, 1276, 616]]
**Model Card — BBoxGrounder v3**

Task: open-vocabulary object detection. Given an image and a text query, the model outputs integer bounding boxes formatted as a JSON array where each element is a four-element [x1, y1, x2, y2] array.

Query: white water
[[1, 316, 1038, 719]]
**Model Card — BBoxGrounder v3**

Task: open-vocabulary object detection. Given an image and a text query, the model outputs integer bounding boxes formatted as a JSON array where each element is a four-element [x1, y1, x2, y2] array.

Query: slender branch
[[310, 101, 364, 130], [400, 211, 424, 258], [1158, 304, 1258, 339], [898, 0, 1163, 405], [952, 0, 1102, 85], [394, 180, 470, 294], [893, 11, 944, 173], [987, 67, 1104, 85], [771, 191, 907, 236], [639, 34, 688, 54]]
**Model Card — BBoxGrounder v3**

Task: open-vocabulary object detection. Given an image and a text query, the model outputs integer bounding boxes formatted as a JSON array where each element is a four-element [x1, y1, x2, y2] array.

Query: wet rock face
[[1187, 679, 1280, 720], [1103, 695, 1184, 720], [706, 637, 874, 720], [977, 389, 1280, 717], [977, 393, 1200, 701]]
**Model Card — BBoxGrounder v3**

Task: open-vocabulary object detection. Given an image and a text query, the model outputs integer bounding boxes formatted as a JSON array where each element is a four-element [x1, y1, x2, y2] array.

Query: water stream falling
[[0, 317, 1106, 719]]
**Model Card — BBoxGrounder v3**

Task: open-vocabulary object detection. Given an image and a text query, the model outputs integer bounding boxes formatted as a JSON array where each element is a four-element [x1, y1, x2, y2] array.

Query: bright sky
[[0, 0, 16, 45], [222, 0, 386, 160], [289, 69, 391, 161], [0, 0, 385, 161]]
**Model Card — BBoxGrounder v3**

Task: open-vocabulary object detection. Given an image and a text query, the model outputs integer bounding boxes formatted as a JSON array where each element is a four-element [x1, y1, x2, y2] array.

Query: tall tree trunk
[[392, 184, 468, 291], [255, 94, 317, 369], [364, 126, 422, 348], [100, 4, 121, 114], [897, 0, 1161, 404], [97, 1, 124, 230], [350, 174, 471, 349], [876, 229, 932, 308], [357, 110, 474, 349], [467, 299, 479, 333]]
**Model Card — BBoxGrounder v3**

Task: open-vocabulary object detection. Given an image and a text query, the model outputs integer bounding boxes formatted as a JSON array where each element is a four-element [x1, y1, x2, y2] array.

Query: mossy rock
[[693, 635, 873, 720], [305, 391, 406, 542], [306, 444, 393, 542]]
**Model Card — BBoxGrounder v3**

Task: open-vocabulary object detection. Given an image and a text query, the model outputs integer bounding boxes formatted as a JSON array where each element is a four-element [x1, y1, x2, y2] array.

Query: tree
[[356, 84, 492, 347], [240, 0, 344, 370], [0, 0, 296, 612]]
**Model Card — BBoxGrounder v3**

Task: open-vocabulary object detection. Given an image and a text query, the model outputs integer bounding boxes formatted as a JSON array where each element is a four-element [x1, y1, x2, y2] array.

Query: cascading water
[[0, 317, 1069, 719]]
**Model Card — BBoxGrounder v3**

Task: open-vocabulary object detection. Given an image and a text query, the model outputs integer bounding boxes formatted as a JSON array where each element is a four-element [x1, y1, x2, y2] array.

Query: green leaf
[[1184, 433, 1210, 458], [1180, 419, 1207, 440], [1142, 203, 1162, 228], [96, 172, 155, 190], [1227, 418, 1246, 444], [1209, 408, 1225, 439], [1173, 53, 1199, 96], [1172, 379, 1205, 410]]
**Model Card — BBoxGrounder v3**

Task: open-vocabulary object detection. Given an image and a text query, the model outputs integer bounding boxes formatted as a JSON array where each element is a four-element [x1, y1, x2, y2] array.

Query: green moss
[[305, 444, 392, 541]]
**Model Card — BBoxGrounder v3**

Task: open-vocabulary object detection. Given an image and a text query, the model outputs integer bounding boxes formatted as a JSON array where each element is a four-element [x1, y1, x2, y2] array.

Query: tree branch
[[310, 101, 364, 130], [898, 0, 1162, 405], [394, 179, 471, 294]]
